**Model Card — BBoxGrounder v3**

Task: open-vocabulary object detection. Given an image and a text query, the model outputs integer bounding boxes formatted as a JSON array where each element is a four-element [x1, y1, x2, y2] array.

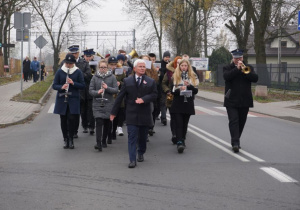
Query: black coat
[[223, 62, 258, 108], [111, 75, 157, 127], [169, 81, 198, 115], [23, 60, 31, 73]]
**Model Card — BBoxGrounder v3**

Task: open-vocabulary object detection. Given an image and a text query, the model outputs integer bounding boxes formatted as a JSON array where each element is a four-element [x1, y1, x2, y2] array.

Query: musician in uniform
[[223, 49, 258, 153], [60, 45, 92, 138], [83, 48, 96, 135], [53, 54, 85, 149]]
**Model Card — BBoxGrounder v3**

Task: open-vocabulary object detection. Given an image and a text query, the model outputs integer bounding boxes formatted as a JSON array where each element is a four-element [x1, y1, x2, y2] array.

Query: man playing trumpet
[[223, 49, 258, 153]]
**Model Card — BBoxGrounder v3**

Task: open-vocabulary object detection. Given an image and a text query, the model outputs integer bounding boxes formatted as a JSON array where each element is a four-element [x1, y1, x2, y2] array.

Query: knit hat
[[163, 51, 171, 58], [117, 54, 125, 61]]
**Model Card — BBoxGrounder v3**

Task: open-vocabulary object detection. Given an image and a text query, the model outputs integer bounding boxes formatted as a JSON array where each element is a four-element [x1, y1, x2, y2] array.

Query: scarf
[[61, 64, 78, 74]]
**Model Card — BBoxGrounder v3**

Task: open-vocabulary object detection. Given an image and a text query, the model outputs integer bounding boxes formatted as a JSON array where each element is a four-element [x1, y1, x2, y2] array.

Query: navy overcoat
[[111, 74, 157, 127], [53, 68, 85, 115]]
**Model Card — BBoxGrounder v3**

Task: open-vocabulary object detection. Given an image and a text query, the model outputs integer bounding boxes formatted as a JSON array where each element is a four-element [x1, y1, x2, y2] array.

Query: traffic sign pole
[[21, 13, 24, 97]]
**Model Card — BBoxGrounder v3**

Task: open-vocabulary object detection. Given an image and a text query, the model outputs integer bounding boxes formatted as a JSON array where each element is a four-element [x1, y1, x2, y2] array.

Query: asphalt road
[[0, 91, 299, 210]]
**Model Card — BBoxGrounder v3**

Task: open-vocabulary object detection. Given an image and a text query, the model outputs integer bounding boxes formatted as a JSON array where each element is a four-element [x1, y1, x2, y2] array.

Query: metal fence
[[216, 64, 300, 91]]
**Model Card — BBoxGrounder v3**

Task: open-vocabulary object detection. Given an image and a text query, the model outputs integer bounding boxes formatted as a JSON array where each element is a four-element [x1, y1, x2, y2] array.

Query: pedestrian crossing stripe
[[195, 106, 265, 117], [47, 103, 266, 117]]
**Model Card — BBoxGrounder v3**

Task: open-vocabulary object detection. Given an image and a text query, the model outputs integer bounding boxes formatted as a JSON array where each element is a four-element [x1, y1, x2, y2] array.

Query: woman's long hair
[[173, 59, 198, 86]]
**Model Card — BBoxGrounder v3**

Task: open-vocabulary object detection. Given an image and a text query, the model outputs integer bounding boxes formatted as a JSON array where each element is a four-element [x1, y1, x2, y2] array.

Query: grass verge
[[0, 75, 21, 86], [12, 74, 54, 103]]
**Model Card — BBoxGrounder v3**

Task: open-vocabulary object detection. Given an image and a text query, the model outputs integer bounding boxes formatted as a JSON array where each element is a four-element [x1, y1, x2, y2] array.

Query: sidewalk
[[197, 91, 300, 123], [0, 81, 300, 127], [0, 80, 41, 126]]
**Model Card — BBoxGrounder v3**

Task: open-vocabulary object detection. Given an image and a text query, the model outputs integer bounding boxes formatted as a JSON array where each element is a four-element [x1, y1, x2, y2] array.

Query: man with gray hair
[[110, 59, 157, 168]]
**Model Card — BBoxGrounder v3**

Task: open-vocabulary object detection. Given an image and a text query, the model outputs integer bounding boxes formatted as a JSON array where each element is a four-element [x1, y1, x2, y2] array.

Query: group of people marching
[[53, 45, 258, 168]]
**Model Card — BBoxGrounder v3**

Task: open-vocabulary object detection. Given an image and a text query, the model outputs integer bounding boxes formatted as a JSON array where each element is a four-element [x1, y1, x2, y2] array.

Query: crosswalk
[[48, 103, 267, 118], [195, 106, 265, 117]]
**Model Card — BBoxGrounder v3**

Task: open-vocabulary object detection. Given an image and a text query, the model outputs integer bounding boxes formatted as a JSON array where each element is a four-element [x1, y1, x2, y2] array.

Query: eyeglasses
[[99, 67, 107, 69]]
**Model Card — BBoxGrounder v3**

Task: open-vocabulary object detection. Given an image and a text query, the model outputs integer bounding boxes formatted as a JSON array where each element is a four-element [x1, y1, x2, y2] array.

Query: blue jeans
[[127, 125, 149, 162]]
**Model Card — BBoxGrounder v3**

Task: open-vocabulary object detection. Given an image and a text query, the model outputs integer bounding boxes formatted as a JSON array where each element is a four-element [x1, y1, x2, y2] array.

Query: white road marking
[[195, 106, 225, 116], [215, 107, 257, 117], [260, 167, 298, 183], [188, 127, 250, 162], [48, 103, 55, 113], [188, 124, 265, 162]]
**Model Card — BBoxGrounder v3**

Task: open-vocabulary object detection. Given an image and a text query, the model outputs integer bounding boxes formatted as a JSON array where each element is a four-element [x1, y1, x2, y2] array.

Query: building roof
[[247, 25, 300, 57]]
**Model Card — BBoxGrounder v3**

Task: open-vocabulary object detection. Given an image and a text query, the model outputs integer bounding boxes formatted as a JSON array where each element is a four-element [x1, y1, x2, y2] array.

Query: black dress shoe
[[89, 129, 95, 135], [102, 143, 107, 148], [107, 139, 112, 144], [137, 154, 144, 162], [232, 145, 239, 153], [83, 128, 88, 133], [73, 134, 78, 138], [171, 136, 177, 145], [148, 129, 154, 136], [128, 161, 136, 168], [162, 119, 167, 126], [63, 138, 69, 149], [69, 138, 74, 149]]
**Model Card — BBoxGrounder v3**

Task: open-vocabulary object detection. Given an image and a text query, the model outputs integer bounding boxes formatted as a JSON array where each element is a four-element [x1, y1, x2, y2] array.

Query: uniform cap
[[108, 56, 118, 64], [231, 49, 244, 58], [64, 54, 76, 64], [68, 45, 79, 53]]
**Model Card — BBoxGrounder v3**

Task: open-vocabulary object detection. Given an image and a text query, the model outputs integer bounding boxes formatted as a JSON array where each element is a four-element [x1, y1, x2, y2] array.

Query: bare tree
[[29, 0, 101, 73], [218, 0, 251, 63]]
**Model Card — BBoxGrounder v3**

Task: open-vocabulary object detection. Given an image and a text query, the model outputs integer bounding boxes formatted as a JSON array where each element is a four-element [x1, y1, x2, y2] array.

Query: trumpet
[[241, 63, 251, 74]]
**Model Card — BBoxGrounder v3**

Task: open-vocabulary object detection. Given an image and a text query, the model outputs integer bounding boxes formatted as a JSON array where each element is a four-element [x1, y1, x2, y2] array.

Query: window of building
[[281, 41, 287, 48]]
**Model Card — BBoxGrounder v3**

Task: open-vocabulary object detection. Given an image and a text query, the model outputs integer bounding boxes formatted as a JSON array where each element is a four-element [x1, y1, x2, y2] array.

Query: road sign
[[34, 35, 48, 49], [14, 12, 31, 29], [16, 29, 29, 41], [1, 44, 15, 48], [298, 11, 300, 30]]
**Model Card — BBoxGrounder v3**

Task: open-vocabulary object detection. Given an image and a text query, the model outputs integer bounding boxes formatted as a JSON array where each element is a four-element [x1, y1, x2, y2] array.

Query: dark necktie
[[137, 77, 141, 86]]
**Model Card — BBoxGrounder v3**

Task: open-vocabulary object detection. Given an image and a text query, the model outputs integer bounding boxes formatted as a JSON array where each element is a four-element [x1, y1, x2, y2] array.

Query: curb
[[38, 83, 53, 104]]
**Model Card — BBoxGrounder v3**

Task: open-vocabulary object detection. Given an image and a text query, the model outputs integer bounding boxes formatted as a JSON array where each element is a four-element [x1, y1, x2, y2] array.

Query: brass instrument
[[128, 49, 139, 59], [96, 52, 105, 59], [241, 63, 251, 74], [166, 93, 174, 101]]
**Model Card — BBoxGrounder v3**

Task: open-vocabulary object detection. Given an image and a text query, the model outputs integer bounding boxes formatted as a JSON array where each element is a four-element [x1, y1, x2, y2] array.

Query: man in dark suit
[[223, 49, 258, 153], [110, 59, 157, 168]]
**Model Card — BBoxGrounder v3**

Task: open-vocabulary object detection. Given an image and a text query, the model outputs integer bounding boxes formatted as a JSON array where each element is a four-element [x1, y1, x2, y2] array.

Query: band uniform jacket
[[111, 74, 157, 127], [60, 57, 92, 100], [223, 62, 258, 108], [52, 68, 85, 115]]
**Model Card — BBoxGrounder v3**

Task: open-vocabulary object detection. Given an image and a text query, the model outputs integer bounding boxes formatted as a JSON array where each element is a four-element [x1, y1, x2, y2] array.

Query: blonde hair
[[98, 59, 108, 67], [173, 60, 198, 86]]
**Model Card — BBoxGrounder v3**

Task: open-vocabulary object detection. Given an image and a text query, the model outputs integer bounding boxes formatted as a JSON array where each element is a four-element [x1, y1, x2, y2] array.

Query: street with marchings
[[0, 91, 299, 210]]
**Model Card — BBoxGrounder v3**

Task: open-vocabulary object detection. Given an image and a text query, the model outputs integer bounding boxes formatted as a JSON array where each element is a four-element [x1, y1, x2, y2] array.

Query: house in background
[[247, 25, 300, 65]]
